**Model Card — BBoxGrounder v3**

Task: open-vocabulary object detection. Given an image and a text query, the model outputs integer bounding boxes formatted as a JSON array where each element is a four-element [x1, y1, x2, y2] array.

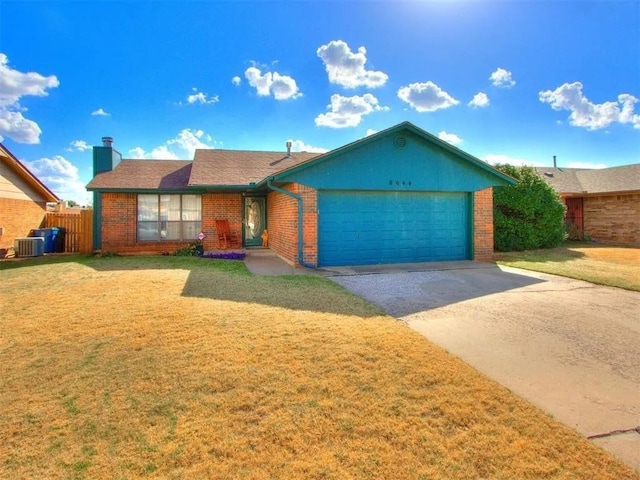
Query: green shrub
[[173, 241, 204, 257], [493, 164, 566, 251]]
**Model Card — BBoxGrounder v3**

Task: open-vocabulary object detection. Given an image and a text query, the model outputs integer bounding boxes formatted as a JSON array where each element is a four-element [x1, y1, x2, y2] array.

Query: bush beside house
[[493, 164, 566, 251]]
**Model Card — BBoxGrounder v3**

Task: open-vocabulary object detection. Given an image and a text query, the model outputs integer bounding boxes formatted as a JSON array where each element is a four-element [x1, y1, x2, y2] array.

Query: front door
[[244, 197, 266, 247]]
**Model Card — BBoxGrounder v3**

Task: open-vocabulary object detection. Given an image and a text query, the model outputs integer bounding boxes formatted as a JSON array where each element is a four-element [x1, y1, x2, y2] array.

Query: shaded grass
[[495, 243, 640, 291], [1, 256, 638, 479]]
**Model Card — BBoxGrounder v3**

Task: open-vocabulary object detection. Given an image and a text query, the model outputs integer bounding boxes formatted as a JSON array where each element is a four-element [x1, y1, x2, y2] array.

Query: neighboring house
[[536, 165, 640, 244], [0, 143, 60, 250], [86, 122, 515, 267]]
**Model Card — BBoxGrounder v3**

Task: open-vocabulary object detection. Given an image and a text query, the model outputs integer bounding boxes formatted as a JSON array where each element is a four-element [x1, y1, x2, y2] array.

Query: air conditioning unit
[[14, 237, 45, 257]]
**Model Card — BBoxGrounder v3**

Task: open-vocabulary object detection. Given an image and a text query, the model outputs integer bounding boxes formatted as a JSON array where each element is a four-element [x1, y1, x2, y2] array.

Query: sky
[[1, 0, 639, 204]]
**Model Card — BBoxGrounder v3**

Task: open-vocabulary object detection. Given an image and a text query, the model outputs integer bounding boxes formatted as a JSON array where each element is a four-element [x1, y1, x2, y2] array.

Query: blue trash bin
[[46, 228, 60, 253], [30, 228, 57, 253]]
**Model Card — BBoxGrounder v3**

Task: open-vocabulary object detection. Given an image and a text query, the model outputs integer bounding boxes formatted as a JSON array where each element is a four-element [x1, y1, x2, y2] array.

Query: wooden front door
[[244, 197, 266, 247]]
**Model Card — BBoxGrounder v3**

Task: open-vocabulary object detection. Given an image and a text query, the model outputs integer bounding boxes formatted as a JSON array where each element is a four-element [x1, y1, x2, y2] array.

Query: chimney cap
[[102, 136, 114, 147]]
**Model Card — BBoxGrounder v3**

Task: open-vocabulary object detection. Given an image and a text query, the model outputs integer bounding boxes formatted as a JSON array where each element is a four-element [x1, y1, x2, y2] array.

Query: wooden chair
[[215, 219, 240, 249]]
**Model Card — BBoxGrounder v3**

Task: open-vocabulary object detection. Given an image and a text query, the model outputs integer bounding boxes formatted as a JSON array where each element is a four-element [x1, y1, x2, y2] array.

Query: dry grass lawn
[[496, 243, 640, 291], [1, 255, 638, 479]]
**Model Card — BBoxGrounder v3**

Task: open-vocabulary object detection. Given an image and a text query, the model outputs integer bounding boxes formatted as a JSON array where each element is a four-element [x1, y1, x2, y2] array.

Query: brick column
[[473, 188, 494, 262]]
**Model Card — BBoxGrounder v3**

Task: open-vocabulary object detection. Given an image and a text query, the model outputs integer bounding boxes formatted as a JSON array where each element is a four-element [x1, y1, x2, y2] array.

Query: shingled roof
[[87, 149, 322, 191], [87, 160, 192, 190], [189, 149, 320, 186], [535, 164, 640, 195]]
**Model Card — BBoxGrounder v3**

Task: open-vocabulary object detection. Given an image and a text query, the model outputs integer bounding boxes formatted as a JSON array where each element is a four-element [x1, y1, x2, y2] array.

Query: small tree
[[493, 164, 566, 251]]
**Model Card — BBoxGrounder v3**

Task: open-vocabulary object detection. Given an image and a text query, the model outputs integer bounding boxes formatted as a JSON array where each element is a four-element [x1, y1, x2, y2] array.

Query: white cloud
[[0, 110, 42, 143], [0, 53, 59, 104], [244, 67, 302, 100], [91, 108, 110, 116], [315, 93, 388, 128], [438, 131, 463, 146], [484, 154, 545, 167], [128, 147, 147, 159], [539, 82, 640, 130], [24, 155, 89, 204], [490, 68, 515, 88], [316, 40, 388, 89], [0, 53, 59, 144], [67, 140, 91, 152], [128, 128, 216, 160], [365, 129, 377, 137], [468, 92, 489, 108], [231, 76, 241, 86], [186, 87, 219, 105], [286, 139, 328, 153], [397, 81, 459, 112]]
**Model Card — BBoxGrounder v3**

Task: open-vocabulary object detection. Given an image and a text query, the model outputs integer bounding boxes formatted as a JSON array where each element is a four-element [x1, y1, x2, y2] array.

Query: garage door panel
[[318, 191, 470, 266]]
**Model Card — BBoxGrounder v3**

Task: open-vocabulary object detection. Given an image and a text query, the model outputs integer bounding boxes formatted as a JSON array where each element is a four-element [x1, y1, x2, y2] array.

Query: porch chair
[[215, 219, 241, 249]]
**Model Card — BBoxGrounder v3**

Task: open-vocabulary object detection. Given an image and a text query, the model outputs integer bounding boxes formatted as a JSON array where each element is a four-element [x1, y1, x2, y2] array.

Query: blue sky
[[1, 0, 638, 203]]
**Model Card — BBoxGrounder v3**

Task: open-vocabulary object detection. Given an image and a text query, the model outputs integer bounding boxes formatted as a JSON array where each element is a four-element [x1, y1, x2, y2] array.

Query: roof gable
[[0, 143, 60, 202], [270, 122, 516, 191]]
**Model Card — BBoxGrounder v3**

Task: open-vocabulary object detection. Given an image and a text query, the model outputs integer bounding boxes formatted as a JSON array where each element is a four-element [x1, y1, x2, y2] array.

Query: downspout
[[266, 178, 316, 269]]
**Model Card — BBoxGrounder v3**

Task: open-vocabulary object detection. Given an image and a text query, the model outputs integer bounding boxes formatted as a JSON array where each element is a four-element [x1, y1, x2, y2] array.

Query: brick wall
[[583, 193, 640, 244], [473, 187, 494, 262], [97, 187, 497, 262], [0, 197, 47, 249], [101, 193, 136, 250], [267, 183, 318, 266], [202, 193, 243, 251], [99, 192, 243, 254]]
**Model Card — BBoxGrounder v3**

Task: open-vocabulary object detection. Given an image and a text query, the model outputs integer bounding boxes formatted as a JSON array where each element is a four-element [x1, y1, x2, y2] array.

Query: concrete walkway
[[243, 249, 316, 276]]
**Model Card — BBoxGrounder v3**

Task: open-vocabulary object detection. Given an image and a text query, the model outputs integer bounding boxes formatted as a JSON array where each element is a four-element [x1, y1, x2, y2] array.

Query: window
[[137, 194, 201, 241]]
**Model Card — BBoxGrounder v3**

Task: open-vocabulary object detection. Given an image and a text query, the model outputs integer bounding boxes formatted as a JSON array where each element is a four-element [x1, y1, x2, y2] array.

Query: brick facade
[[0, 197, 47, 250], [100, 192, 242, 254], [583, 193, 640, 244], [98, 186, 495, 264], [473, 187, 494, 262], [202, 193, 243, 251], [267, 183, 318, 266]]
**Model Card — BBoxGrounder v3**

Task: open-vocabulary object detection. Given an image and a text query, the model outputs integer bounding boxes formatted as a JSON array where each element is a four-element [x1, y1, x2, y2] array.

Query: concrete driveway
[[327, 262, 640, 471]]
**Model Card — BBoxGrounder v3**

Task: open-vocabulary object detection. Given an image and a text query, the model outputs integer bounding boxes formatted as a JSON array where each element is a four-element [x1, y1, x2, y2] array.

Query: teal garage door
[[318, 191, 470, 266]]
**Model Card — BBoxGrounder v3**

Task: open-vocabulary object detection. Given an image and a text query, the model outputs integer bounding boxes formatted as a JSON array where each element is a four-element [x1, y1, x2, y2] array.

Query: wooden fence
[[44, 210, 93, 253]]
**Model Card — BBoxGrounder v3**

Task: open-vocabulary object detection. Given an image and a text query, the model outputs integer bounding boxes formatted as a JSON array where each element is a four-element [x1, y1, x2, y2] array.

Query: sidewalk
[[243, 249, 316, 276]]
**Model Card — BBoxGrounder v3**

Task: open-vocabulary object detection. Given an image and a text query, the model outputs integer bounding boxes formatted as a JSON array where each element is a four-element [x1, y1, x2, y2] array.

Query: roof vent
[[102, 136, 114, 147], [286, 141, 292, 157], [393, 135, 407, 149], [544, 172, 554, 177]]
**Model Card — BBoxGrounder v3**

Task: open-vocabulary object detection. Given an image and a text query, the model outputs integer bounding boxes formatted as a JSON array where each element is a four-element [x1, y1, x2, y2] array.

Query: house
[[535, 164, 640, 244], [0, 143, 60, 250], [86, 122, 516, 267]]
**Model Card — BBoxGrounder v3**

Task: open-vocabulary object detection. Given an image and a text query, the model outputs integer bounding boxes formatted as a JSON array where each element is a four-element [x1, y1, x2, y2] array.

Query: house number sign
[[389, 180, 412, 186]]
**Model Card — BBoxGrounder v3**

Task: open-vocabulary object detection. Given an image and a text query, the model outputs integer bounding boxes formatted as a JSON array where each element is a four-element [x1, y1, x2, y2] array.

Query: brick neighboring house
[[0, 143, 60, 250], [536, 164, 640, 244], [86, 122, 515, 267]]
